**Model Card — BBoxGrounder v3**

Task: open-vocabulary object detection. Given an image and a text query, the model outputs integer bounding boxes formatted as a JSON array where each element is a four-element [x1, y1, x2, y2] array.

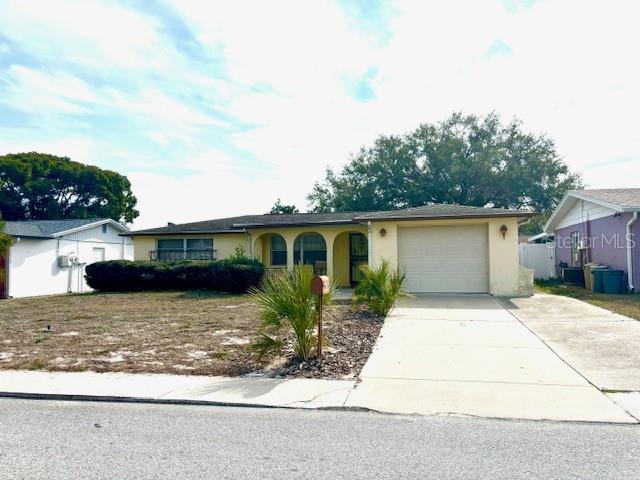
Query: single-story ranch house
[[1, 218, 133, 298], [544, 188, 639, 292], [127, 204, 535, 296]]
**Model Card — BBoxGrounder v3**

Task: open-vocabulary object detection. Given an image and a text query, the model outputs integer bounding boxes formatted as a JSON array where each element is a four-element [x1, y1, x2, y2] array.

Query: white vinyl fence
[[519, 243, 555, 280]]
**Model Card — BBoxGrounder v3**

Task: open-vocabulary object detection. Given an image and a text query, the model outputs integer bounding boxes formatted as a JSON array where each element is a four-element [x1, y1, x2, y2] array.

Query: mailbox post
[[310, 275, 330, 359]]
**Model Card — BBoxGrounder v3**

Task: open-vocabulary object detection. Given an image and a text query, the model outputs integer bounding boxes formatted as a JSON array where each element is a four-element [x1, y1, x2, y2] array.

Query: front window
[[270, 235, 287, 266], [294, 233, 326, 265], [186, 238, 214, 260], [156, 238, 214, 261]]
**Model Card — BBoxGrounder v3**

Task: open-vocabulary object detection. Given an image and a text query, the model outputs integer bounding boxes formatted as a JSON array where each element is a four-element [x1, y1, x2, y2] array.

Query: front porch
[[250, 226, 369, 288]]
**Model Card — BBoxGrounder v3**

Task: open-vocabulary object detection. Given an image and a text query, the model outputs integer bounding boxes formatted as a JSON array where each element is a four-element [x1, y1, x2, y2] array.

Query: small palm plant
[[354, 259, 406, 316], [251, 265, 330, 361]]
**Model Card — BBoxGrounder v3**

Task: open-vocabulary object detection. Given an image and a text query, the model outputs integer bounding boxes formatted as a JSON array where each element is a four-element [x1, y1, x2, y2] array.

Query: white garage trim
[[398, 224, 489, 293]]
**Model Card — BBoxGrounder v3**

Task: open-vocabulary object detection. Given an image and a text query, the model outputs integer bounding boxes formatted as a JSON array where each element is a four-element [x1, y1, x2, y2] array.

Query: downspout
[[67, 261, 73, 293], [246, 231, 253, 258], [367, 221, 373, 267], [627, 212, 638, 293]]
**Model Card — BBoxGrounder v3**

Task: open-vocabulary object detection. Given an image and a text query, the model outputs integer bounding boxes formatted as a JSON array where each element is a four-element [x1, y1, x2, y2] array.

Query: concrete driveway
[[502, 294, 640, 419], [345, 294, 635, 423]]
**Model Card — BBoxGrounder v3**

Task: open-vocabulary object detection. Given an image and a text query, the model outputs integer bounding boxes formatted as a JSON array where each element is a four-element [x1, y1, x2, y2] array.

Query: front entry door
[[349, 233, 368, 285]]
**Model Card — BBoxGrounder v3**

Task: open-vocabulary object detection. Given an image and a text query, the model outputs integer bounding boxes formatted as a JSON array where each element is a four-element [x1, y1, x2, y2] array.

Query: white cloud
[[107, 88, 229, 145], [2, 66, 102, 115], [1, 0, 639, 229], [128, 149, 280, 228], [239, 0, 639, 187], [0, 66, 226, 146], [0, 0, 166, 71]]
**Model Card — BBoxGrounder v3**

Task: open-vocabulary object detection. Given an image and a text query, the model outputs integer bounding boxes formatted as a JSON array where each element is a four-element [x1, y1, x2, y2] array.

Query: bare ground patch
[[0, 292, 383, 379], [262, 307, 384, 379]]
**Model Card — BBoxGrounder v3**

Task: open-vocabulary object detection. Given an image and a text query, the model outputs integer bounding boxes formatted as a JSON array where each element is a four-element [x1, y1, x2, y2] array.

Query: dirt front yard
[[0, 291, 383, 379]]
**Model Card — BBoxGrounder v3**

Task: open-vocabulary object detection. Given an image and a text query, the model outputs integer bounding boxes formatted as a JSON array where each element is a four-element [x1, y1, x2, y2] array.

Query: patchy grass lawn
[[535, 283, 640, 321], [0, 291, 382, 379]]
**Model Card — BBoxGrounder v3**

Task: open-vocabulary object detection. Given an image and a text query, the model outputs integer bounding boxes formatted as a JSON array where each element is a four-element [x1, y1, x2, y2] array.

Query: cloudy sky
[[0, 0, 638, 228]]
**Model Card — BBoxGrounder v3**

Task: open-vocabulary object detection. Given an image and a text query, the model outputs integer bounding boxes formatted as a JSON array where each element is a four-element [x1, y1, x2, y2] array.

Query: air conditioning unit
[[57, 255, 71, 268]]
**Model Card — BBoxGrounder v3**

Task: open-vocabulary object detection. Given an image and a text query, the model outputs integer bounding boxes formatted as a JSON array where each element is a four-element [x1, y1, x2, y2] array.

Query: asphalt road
[[1, 399, 639, 480]]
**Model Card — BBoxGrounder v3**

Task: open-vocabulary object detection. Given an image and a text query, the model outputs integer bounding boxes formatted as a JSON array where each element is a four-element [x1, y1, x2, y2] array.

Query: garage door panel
[[398, 225, 488, 293]]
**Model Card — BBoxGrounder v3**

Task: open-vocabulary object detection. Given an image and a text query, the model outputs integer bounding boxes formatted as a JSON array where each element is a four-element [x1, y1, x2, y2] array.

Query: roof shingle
[[3, 219, 116, 238], [128, 204, 532, 236], [354, 204, 530, 221], [572, 188, 640, 210]]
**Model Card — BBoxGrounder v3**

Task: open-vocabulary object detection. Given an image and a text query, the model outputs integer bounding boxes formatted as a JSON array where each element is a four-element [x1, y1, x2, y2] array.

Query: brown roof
[[127, 204, 533, 236], [127, 212, 368, 235], [354, 204, 533, 221]]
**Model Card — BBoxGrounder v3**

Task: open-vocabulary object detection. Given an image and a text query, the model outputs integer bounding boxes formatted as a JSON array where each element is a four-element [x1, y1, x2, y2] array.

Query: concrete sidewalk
[[0, 370, 355, 409], [345, 294, 637, 423]]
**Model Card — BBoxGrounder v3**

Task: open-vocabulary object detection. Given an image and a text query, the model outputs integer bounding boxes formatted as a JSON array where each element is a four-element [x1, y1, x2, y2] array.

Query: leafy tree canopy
[[0, 152, 139, 223], [269, 198, 299, 214], [0, 219, 12, 254], [307, 113, 581, 234]]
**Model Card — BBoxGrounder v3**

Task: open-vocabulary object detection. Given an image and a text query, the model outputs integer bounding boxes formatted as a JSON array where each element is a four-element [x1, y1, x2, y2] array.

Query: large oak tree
[[0, 152, 139, 223], [308, 113, 581, 233]]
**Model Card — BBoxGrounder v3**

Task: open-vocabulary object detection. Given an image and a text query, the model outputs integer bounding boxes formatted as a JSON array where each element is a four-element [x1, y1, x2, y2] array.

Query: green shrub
[[353, 259, 406, 316], [250, 265, 331, 361], [85, 259, 264, 293], [225, 245, 261, 266]]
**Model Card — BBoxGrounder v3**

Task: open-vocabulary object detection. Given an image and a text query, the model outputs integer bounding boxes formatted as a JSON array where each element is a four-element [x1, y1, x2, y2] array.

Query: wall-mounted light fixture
[[379, 228, 387, 237], [500, 224, 508, 239]]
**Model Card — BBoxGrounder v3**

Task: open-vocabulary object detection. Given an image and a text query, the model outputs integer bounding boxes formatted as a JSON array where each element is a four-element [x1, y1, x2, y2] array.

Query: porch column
[[284, 234, 296, 271], [252, 235, 262, 263], [323, 232, 336, 281]]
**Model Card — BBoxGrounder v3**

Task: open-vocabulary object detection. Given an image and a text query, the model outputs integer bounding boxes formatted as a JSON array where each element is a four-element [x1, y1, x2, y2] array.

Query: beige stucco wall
[[486, 217, 520, 295], [332, 232, 351, 287], [368, 217, 523, 296], [215, 233, 250, 259], [132, 236, 155, 261], [130, 217, 524, 295], [131, 233, 249, 261]]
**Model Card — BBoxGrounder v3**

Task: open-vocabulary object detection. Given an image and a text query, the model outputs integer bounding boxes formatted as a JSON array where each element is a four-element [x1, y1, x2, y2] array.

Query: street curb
[[3, 391, 639, 426], [0, 390, 382, 415], [0, 391, 285, 409]]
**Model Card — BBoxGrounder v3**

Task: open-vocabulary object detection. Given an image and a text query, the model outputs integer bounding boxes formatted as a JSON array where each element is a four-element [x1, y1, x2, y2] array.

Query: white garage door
[[398, 225, 489, 293]]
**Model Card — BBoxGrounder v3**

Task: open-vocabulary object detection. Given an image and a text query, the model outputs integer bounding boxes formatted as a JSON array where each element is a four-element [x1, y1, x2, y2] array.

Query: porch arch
[[293, 232, 327, 274], [253, 232, 288, 268]]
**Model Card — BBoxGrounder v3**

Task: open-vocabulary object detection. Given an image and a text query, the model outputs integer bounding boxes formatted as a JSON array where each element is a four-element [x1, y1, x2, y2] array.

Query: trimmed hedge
[[85, 259, 265, 293]]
